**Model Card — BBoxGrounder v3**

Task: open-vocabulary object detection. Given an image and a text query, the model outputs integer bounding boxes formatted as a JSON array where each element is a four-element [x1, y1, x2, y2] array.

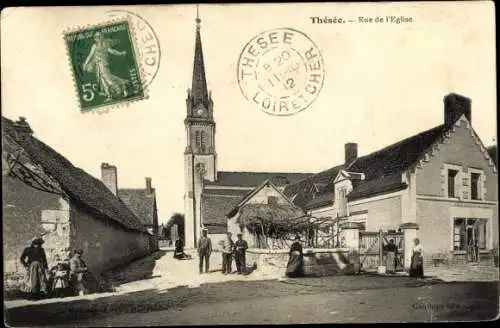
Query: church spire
[[191, 5, 209, 109]]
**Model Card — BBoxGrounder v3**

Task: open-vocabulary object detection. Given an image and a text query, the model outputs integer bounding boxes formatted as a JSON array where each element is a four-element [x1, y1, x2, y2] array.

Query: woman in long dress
[[409, 238, 424, 279], [20, 237, 49, 300], [82, 32, 128, 102], [285, 235, 304, 278], [384, 239, 398, 274]]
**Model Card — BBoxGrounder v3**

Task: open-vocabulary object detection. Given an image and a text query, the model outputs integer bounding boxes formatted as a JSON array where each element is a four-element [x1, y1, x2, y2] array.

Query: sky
[[1, 2, 496, 224]]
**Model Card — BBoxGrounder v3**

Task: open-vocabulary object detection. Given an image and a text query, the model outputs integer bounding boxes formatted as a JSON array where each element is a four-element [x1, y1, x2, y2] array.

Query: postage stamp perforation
[[62, 17, 131, 37], [124, 14, 150, 101], [62, 28, 86, 112]]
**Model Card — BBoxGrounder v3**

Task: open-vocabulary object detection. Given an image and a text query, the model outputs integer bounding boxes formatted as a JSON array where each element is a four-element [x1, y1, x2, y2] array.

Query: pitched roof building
[[183, 14, 313, 247], [2, 116, 146, 233], [2, 116, 154, 283], [279, 94, 498, 269]]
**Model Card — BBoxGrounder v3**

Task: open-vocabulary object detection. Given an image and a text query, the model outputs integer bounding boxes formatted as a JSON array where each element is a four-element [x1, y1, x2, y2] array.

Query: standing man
[[197, 228, 212, 274], [221, 232, 234, 275], [234, 233, 248, 274]]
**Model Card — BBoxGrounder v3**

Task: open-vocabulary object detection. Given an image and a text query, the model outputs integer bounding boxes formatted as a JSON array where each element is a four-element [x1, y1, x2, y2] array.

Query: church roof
[[201, 191, 246, 234], [204, 171, 314, 188], [190, 16, 209, 109]]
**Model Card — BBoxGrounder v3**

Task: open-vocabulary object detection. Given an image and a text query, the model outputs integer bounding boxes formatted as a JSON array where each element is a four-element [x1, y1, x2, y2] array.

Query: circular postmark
[[105, 10, 161, 89], [237, 28, 325, 116]]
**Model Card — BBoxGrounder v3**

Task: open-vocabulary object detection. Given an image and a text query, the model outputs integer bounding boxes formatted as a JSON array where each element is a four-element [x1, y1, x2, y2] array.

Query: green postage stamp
[[65, 20, 145, 112]]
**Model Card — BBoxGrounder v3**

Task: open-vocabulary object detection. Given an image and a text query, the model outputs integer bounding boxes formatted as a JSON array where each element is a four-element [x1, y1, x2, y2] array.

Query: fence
[[359, 230, 404, 272]]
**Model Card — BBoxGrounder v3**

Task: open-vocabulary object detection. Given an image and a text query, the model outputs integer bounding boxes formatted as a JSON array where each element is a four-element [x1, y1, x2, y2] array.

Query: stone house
[[2, 116, 155, 290], [283, 93, 498, 268], [99, 163, 160, 251], [226, 180, 305, 248]]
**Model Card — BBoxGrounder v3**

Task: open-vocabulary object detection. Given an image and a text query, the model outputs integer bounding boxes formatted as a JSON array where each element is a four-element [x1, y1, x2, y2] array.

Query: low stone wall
[[246, 248, 359, 277]]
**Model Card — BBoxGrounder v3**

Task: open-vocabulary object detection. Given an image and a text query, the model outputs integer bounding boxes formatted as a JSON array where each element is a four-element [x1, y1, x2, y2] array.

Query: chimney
[[101, 163, 118, 196], [145, 177, 153, 193], [13, 117, 33, 140], [345, 143, 358, 164], [444, 93, 471, 126]]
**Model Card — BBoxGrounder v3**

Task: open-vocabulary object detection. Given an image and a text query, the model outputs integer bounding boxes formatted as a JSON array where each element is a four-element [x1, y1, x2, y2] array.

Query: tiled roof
[[487, 145, 497, 166], [203, 188, 253, 197], [347, 173, 407, 201], [2, 116, 146, 232], [284, 124, 450, 210], [304, 191, 334, 210], [201, 192, 245, 232], [347, 124, 448, 180], [283, 165, 344, 208], [204, 171, 314, 188], [118, 189, 156, 227]]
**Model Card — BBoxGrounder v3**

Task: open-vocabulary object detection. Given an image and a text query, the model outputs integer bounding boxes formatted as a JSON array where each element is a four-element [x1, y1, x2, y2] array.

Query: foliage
[[165, 213, 185, 241], [236, 203, 334, 248]]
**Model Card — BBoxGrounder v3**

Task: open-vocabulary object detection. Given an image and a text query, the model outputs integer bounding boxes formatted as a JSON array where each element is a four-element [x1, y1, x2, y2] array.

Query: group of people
[[176, 231, 426, 280], [197, 229, 249, 275], [19, 237, 93, 300], [383, 237, 424, 279]]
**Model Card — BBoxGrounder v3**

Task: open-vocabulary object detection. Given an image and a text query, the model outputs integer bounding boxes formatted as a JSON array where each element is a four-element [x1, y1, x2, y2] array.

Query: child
[[50, 256, 70, 298]]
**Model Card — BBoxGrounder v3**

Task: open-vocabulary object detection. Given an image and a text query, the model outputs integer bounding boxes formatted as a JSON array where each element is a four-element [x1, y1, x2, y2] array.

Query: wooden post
[[379, 229, 384, 266]]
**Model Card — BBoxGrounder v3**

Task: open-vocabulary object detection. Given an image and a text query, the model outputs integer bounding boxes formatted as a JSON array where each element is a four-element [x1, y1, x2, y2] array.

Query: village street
[[5, 249, 499, 326]]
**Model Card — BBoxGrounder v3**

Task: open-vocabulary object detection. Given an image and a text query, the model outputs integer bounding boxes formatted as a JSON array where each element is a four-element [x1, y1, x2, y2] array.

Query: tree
[[165, 213, 185, 243]]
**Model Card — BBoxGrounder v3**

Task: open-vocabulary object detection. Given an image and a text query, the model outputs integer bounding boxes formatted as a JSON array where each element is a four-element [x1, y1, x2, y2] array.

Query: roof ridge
[[3, 120, 147, 233], [353, 124, 446, 162]]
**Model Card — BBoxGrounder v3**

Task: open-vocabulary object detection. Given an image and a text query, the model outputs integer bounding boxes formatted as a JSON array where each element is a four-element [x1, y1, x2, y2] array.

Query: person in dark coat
[[20, 237, 49, 300], [197, 229, 212, 274], [285, 235, 304, 278], [234, 233, 248, 274], [174, 238, 190, 260], [383, 239, 398, 274]]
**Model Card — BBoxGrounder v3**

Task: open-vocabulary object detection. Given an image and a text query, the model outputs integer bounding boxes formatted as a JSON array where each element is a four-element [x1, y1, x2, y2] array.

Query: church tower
[[184, 11, 217, 248]]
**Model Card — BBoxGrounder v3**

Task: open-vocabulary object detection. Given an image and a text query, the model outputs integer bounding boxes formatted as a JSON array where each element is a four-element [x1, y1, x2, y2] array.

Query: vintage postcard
[[2, 2, 498, 325]]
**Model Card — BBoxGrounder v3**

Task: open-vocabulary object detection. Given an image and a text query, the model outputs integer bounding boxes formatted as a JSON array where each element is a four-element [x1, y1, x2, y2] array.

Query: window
[[470, 172, 481, 200], [195, 131, 201, 150], [267, 196, 278, 205], [337, 187, 348, 217], [453, 218, 487, 251], [195, 131, 207, 153], [448, 169, 458, 197]]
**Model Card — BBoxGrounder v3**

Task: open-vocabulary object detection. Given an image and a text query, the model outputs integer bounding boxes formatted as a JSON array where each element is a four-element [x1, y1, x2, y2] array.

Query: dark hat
[[32, 237, 44, 245], [237, 233, 243, 236]]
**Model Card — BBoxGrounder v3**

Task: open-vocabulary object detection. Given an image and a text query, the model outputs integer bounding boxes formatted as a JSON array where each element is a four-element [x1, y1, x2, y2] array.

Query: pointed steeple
[[190, 7, 209, 109]]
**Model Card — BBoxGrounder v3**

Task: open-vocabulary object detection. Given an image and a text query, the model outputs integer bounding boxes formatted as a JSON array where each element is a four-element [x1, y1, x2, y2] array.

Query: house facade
[[2, 116, 155, 291], [284, 93, 498, 265], [226, 180, 305, 248]]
